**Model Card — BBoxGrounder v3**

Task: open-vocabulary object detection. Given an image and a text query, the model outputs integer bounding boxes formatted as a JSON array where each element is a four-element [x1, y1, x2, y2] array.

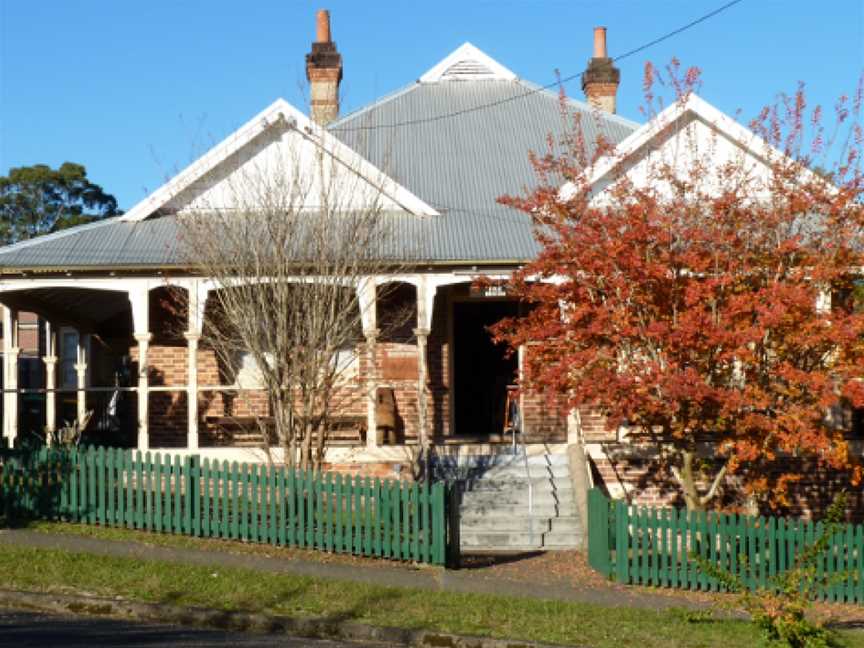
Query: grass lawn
[[25, 520, 380, 565], [1, 542, 863, 648]]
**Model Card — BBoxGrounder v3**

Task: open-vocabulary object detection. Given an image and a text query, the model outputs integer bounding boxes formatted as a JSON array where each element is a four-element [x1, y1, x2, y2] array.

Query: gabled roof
[[120, 98, 438, 221], [419, 42, 517, 83], [562, 93, 823, 199], [0, 45, 639, 272]]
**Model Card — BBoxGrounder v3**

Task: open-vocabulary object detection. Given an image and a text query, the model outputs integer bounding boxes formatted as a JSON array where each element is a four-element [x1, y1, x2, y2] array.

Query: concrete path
[[0, 608, 385, 647], [0, 528, 703, 611]]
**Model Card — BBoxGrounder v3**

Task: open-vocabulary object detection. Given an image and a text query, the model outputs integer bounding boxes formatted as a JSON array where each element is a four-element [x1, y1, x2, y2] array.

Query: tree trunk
[[300, 419, 313, 472], [679, 450, 704, 511], [672, 449, 727, 512]]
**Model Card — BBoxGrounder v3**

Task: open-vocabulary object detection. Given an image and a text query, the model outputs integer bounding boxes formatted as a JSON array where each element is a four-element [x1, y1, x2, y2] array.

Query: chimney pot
[[582, 26, 620, 114], [593, 27, 607, 59], [306, 9, 342, 125], [316, 9, 331, 43]]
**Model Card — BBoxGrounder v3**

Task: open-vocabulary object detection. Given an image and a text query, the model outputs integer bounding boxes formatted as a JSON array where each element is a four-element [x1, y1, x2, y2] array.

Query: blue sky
[[1, 0, 862, 210]]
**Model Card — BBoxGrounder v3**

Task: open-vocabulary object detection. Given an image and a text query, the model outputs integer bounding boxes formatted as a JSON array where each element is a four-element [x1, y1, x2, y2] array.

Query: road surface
[[0, 608, 388, 647]]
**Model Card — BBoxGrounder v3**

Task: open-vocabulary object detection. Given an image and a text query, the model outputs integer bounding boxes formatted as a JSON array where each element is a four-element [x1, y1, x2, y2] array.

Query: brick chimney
[[305, 9, 342, 125], [581, 27, 620, 114]]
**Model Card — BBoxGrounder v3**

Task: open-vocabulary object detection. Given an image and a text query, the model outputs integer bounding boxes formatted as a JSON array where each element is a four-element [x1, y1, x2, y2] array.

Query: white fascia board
[[419, 42, 517, 83], [121, 99, 300, 222], [297, 118, 440, 217], [122, 98, 438, 222], [560, 93, 829, 201]]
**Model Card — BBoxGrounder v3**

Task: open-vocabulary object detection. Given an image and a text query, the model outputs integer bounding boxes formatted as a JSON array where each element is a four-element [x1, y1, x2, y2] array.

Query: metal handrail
[[507, 391, 535, 545]]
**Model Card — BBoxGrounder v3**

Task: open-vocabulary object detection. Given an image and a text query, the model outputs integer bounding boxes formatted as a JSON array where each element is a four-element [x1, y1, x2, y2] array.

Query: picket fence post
[[587, 488, 612, 576]]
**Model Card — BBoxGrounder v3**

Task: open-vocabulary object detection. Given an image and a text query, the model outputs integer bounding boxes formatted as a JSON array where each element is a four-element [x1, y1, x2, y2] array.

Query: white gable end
[[562, 95, 812, 203], [167, 118, 405, 214], [419, 42, 517, 83], [122, 99, 438, 221], [601, 110, 770, 199]]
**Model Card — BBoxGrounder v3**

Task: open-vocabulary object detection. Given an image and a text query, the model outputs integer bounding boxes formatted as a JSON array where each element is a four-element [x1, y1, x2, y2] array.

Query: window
[[234, 347, 359, 388]]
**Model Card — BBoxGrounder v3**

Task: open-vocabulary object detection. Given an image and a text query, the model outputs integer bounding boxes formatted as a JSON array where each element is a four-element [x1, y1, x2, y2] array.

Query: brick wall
[[591, 445, 864, 521], [149, 391, 187, 447], [146, 344, 188, 386], [521, 345, 568, 442]]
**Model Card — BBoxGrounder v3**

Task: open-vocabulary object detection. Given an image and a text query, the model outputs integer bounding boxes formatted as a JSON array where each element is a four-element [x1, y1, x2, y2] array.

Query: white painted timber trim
[[560, 93, 831, 201], [120, 98, 439, 222], [420, 42, 517, 83]]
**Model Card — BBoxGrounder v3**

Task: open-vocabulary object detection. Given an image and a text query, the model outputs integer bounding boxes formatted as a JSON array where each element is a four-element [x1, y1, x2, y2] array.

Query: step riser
[[461, 533, 584, 549], [466, 513, 579, 524], [479, 467, 571, 479], [461, 503, 573, 515], [438, 454, 569, 469], [541, 541, 583, 550], [549, 519, 583, 533], [544, 531, 584, 544], [461, 520, 553, 533], [461, 532, 547, 547], [460, 505, 566, 517], [461, 493, 574, 506], [464, 481, 573, 493], [461, 522, 583, 534], [459, 513, 582, 533]]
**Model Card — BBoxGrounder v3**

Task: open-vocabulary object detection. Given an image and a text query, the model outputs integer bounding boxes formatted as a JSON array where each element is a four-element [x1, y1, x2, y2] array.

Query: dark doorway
[[453, 300, 518, 437]]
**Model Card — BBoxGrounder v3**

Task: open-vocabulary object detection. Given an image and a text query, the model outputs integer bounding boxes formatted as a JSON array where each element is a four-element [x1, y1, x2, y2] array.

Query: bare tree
[[175, 114, 409, 470]]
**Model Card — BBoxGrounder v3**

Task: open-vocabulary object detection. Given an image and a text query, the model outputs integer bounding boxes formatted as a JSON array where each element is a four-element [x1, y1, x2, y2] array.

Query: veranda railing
[[0, 446, 448, 566]]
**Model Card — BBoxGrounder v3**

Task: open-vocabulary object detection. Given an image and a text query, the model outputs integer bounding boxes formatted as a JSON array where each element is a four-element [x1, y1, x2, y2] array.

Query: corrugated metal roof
[[0, 217, 183, 270], [0, 77, 638, 271], [329, 79, 637, 262], [331, 79, 636, 213]]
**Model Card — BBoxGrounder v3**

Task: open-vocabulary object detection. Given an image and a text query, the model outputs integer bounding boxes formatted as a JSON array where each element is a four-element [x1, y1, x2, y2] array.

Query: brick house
[[0, 12, 845, 519]]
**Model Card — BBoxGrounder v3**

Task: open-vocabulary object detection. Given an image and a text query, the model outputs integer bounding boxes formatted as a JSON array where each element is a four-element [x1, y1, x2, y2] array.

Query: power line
[[331, 0, 745, 132], [611, 0, 744, 63]]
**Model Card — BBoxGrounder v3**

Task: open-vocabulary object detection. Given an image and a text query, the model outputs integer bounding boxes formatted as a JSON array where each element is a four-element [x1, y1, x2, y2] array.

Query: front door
[[453, 300, 518, 438]]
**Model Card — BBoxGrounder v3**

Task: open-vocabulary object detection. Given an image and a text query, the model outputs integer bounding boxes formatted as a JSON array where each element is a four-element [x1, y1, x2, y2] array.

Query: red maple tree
[[493, 63, 864, 511]]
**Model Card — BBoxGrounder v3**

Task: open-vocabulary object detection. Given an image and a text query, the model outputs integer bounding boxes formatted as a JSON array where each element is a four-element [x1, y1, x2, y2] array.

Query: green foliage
[[0, 162, 120, 245], [695, 495, 850, 648]]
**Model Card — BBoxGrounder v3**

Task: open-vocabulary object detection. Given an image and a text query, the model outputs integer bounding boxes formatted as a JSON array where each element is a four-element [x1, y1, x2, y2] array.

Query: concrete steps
[[459, 503, 567, 517], [453, 452, 584, 552], [480, 465, 571, 479], [462, 480, 573, 494]]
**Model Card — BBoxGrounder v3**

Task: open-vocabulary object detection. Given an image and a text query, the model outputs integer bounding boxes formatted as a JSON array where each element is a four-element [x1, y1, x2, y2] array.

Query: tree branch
[[699, 463, 728, 506]]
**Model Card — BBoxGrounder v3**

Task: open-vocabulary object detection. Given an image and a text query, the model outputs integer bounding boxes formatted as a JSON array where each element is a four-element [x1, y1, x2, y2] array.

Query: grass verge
[[24, 520, 376, 566], [2, 543, 862, 648]]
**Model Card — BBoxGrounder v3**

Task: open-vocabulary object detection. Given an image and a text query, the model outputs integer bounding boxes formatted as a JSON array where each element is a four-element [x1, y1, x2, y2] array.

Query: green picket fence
[[587, 488, 864, 604], [0, 446, 448, 565]]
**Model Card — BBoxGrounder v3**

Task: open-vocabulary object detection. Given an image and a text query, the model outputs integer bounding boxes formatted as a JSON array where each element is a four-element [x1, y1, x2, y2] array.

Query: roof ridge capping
[[419, 42, 517, 83]]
